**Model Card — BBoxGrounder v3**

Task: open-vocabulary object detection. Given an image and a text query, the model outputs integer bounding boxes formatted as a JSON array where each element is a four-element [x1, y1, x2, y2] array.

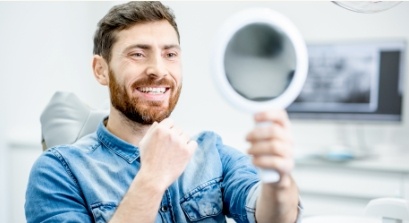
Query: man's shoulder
[[44, 132, 100, 158], [32, 132, 105, 181]]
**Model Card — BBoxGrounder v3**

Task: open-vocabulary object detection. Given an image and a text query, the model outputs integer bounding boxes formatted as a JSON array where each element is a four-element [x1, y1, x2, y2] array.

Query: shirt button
[[160, 206, 169, 212]]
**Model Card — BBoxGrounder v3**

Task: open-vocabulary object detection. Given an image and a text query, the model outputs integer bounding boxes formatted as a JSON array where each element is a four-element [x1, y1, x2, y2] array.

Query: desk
[[293, 154, 409, 216], [303, 215, 381, 223]]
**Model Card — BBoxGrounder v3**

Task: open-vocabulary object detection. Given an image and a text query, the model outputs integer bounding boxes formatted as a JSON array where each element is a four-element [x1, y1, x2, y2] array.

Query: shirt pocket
[[90, 202, 117, 223], [180, 178, 224, 222]]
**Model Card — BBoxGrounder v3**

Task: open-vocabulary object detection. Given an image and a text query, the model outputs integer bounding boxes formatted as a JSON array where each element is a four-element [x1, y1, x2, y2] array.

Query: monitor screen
[[287, 40, 406, 122]]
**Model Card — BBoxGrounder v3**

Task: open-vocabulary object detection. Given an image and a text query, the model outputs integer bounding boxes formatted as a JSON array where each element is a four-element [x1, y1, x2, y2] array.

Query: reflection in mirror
[[224, 23, 296, 101]]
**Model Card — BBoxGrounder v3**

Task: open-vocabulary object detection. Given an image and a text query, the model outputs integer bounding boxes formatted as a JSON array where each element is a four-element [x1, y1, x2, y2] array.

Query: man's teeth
[[139, 87, 166, 94]]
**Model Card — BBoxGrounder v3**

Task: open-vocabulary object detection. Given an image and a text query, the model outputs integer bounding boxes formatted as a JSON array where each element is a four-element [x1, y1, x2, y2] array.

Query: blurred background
[[1, 1, 409, 222]]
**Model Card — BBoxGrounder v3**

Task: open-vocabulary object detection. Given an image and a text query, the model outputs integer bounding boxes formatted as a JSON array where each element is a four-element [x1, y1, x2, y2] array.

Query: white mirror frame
[[213, 8, 309, 113]]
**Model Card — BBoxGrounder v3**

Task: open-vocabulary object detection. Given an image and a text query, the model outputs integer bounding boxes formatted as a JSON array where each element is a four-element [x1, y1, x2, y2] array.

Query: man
[[25, 1, 301, 222]]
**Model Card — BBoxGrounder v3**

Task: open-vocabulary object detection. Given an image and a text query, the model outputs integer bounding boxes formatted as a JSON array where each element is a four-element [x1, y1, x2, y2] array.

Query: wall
[[1, 1, 409, 222], [0, 2, 112, 222]]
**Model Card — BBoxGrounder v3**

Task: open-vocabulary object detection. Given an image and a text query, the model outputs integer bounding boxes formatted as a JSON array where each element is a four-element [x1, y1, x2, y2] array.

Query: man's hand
[[246, 110, 299, 223], [246, 109, 294, 187], [109, 118, 197, 223], [138, 118, 198, 190]]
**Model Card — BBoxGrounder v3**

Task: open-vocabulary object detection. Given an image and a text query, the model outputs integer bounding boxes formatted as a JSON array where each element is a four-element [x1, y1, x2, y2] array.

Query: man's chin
[[138, 109, 171, 123]]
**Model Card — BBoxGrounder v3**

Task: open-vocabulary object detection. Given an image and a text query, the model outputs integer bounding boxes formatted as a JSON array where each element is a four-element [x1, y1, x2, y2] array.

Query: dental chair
[[40, 91, 108, 150]]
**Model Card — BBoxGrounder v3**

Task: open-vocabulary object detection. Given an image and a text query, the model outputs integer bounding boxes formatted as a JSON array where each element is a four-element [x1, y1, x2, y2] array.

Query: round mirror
[[213, 8, 308, 114], [212, 8, 308, 183]]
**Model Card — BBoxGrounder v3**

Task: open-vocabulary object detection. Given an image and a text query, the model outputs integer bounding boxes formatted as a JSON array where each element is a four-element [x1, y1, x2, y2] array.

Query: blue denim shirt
[[25, 121, 301, 223]]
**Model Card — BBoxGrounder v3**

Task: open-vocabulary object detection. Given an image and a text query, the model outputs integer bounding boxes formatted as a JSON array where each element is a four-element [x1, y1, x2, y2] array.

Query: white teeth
[[139, 87, 166, 94]]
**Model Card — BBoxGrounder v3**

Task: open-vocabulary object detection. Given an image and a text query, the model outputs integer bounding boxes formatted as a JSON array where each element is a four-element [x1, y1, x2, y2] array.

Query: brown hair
[[93, 1, 179, 62]]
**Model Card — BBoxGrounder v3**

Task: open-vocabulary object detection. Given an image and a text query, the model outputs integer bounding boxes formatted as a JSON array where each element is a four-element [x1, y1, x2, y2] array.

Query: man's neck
[[105, 109, 151, 147]]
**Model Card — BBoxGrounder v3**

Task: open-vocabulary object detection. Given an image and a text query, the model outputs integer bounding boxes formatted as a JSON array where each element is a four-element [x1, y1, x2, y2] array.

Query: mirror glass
[[224, 23, 296, 101]]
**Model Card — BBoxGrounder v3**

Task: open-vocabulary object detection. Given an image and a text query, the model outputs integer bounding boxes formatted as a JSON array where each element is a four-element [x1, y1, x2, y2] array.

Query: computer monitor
[[287, 40, 406, 123]]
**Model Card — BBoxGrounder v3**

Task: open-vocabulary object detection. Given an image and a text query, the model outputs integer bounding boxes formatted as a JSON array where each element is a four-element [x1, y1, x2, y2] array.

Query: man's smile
[[135, 86, 170, 101], [137, 87, 168, 94]]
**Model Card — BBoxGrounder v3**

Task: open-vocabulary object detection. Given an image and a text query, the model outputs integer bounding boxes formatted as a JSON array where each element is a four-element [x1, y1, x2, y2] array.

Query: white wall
[[1, 1, 409, 222], [0, 2, 112, 223]]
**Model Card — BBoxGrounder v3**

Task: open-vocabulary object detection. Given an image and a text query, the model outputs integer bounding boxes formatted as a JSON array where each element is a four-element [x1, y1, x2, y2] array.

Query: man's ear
[[92, 55, 109, 86]]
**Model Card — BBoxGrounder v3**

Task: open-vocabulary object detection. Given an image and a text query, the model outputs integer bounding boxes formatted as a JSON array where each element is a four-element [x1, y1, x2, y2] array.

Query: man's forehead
[[114, 20, 179, 50]]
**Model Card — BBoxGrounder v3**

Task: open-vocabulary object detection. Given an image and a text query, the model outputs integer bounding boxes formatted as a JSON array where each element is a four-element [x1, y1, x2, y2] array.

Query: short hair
[[93, 1, 179, 62]]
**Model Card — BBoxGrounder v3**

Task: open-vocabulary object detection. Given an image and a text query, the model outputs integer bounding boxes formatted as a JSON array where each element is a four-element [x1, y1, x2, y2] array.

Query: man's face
[[107, 20, 182, 124]]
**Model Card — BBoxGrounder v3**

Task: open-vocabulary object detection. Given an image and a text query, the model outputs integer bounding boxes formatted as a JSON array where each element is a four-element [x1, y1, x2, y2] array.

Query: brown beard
[[108, 69, 181, 125]]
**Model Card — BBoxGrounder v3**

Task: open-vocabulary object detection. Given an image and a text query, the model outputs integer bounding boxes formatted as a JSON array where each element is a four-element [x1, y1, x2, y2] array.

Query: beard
[[108, 69, 181, 125]]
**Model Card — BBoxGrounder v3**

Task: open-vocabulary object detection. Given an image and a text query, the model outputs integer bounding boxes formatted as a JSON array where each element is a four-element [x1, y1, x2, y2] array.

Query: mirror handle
[[259, 169, 280, 183]]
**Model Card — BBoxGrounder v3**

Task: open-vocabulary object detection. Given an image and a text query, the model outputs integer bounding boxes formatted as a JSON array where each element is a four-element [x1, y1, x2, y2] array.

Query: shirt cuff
[[245, 182, 304, 223]]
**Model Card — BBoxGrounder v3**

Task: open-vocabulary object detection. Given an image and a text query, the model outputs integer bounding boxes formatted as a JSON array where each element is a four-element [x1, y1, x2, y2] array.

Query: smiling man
[[25, 1, 301, 223]]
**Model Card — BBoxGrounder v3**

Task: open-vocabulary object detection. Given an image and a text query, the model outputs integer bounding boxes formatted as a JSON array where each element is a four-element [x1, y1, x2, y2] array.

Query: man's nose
[[146, 55, 168, 78]]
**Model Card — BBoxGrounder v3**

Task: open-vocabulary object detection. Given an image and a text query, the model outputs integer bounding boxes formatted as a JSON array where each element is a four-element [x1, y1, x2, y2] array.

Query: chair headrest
[[40, 91, 109, 150]]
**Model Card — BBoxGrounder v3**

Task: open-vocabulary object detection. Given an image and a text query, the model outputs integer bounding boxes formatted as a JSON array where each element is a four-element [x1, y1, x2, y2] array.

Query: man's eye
[[167, 53, 177, 58], [132, 53, 143, 57]]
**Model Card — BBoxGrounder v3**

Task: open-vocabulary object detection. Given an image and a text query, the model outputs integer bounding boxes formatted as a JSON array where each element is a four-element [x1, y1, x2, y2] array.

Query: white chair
[[40, 91, 108, 150], [364, 198, 409, 223]]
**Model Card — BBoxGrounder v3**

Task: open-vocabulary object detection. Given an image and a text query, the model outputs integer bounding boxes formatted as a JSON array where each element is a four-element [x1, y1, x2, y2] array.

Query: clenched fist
[[138, 118, 198, 190]]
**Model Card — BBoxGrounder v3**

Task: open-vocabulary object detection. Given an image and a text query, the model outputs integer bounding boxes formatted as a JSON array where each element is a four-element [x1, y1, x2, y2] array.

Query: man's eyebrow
[[123, 44, 180, 52], [164, 44, 181, 50], [124, 44, 151, 52]]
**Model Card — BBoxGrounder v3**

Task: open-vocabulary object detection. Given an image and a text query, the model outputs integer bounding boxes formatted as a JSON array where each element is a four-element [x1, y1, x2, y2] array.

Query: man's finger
[[159, 118, 175, 129], [252, 155, 294, 174], [254, 110, 290, 128], [247, 140, 293, 157], [246, 124, 290, 141]]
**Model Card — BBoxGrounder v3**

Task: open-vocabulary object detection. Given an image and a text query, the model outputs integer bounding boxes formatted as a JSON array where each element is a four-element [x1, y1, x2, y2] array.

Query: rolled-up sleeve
[[245, 182, 304, 223]]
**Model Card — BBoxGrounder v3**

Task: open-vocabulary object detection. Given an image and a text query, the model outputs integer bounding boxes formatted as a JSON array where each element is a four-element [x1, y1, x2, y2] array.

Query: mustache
[[131, 76, 175, 89]]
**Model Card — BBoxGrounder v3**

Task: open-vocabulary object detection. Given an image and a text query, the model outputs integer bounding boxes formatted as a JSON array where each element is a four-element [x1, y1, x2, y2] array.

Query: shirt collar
[[96, 119, 140, 163]]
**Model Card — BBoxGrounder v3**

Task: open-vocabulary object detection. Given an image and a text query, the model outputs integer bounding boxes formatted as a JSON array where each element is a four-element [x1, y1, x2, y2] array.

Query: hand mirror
[[212, 8, 308, 183]]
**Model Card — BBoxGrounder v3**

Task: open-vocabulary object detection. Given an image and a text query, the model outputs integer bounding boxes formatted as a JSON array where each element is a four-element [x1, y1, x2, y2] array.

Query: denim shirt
[[25, 121, 302, 223]]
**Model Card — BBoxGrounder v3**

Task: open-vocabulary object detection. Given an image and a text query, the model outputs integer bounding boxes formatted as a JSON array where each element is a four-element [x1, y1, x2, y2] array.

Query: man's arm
[[256, 175, 300, 223], [246, 110, 300, 223], [109, 118, 197, 222], [108, 171, 165, 222]]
